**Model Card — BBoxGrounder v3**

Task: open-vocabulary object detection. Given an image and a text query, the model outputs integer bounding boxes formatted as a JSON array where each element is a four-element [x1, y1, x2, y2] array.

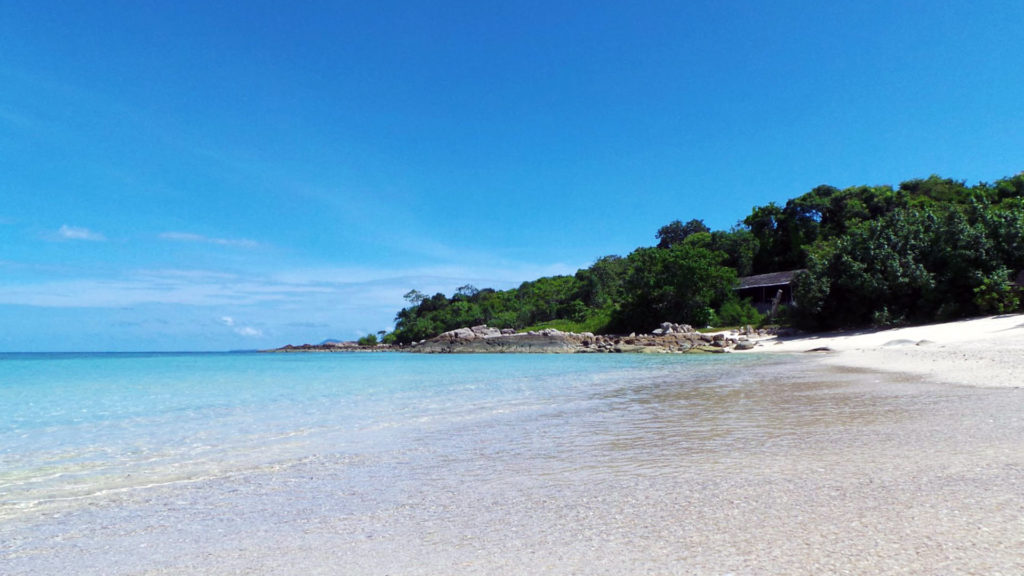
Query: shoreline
[[747, 313, 1024, 389], [262, 313, 1024, 390], [267, 314, 1024, 387], [7, 344, 1024, 574], [6, 326, 1024, 574]]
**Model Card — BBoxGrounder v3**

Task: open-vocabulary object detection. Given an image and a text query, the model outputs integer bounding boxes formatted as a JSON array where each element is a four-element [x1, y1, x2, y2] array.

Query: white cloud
[[0, 259, 583, 311], [0, 257, 585, 345], [218, 314, 260, 338], [159, 232, 260, 248], [58, 225, 105, 241], [234, 326, 263, 337]]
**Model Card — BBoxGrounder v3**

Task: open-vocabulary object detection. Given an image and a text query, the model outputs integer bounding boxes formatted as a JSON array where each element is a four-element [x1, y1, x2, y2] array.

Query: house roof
[[736, 269, 806, 290]]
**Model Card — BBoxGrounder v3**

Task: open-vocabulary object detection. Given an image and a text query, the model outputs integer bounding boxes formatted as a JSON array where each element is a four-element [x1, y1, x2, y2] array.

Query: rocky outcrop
[[651, 322, 694, 335], [409, 323, 774, 354], [411, 326, 582, 353], [266, 341, 396, 353], [268, 323, 778, 354]]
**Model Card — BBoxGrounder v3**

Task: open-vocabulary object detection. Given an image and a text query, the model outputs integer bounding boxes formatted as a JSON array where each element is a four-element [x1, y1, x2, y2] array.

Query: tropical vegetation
[[389, 173, 1024, 344]]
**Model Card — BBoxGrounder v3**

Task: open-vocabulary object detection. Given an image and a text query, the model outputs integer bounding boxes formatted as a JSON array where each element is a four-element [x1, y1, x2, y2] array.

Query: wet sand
[[4, 356, 1024, 575]]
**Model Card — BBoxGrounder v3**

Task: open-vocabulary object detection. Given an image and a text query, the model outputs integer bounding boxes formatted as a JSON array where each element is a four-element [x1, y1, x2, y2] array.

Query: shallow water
[[2, 352, 1022, 574]]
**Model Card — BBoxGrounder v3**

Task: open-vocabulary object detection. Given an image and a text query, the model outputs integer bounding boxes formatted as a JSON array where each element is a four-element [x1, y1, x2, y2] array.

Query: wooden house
[[735, 269, 805, 313]]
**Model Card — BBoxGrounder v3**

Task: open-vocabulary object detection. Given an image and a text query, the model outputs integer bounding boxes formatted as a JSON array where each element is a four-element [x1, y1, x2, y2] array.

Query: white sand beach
[[752, 313, 1024, 388]]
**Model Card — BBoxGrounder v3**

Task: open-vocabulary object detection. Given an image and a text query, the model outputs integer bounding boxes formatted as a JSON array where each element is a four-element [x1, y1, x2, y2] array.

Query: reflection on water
[[411, 356, 917, 483]]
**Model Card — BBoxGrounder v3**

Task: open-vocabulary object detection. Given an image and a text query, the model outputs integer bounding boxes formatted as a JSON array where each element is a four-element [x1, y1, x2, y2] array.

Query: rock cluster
[[411, 326, 582, 353], [433, 325, 516, 342], [411, 323, 771, 354], [269, 323, 779, 354], [651, 322, 694, 335]]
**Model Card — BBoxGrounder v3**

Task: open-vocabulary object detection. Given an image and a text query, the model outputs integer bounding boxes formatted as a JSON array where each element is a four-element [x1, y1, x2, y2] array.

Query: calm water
[[3, 352, 1023, 575], [0, 352, 766, 518]]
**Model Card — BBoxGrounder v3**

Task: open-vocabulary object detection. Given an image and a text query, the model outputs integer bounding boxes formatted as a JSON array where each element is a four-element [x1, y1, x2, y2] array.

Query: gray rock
[[613, 344, 644, 353], [449, 327, 476, 340], [687, 345, 726, 354], [471, 325, 503, 338], [636, 346, 669, 354]]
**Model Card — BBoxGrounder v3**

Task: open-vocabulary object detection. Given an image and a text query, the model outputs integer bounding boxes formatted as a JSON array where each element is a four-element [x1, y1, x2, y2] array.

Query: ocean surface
[[2, 351, 1022, 575], [1, 352, 770, 521]]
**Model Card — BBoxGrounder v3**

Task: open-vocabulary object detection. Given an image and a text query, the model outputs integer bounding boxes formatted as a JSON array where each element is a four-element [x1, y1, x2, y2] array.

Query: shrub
[[716, 298, 763, 326]]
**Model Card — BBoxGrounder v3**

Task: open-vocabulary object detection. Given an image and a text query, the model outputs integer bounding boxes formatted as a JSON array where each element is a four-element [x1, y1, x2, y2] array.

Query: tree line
[[388, 173, 1024, 344]]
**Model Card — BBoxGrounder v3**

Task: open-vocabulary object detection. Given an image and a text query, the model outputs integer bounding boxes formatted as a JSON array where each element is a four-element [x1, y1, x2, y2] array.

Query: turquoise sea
[[1, 352, 768, 518], [4, 351, 1022, 574]]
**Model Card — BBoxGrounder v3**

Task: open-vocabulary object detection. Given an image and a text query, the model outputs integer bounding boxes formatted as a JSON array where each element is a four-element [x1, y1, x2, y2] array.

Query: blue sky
[[2, 1, 1022, 351]]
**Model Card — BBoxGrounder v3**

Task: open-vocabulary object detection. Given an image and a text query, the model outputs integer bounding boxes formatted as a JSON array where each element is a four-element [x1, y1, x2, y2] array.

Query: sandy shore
[[750, 313, 1024, 388]]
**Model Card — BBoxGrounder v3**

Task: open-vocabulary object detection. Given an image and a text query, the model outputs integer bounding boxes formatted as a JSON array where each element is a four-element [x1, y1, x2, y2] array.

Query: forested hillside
[[389, 173, 1024, 344]]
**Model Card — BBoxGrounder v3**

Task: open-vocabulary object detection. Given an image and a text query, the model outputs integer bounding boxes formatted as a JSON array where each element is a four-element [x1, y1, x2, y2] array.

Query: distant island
[[276, 172, 1024, 352]]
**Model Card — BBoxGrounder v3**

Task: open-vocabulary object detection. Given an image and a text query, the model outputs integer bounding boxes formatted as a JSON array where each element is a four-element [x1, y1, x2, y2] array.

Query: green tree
[[656, 219, 710, 248], [793, 203, 1024, 329], [454, 284, 479, 299], [710, 228, 759, 277], [743, 202, 786, 273], [573, 255, 628, 309], [403, 289, 426, 306], [613, 243, 736, 331], [793, 213, 934, 329]]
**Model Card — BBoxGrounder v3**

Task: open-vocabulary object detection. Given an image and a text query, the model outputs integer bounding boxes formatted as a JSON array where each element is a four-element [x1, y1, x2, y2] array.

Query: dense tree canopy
[[656, 219, 710, 248], [610, 242, 736, 330], [389, 172, 1024, 343]]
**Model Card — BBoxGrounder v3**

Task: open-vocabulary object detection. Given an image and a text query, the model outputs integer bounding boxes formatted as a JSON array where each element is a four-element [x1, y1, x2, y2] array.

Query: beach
[[753, 313, 1024, 389], [3, 323, 1024, 575]]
